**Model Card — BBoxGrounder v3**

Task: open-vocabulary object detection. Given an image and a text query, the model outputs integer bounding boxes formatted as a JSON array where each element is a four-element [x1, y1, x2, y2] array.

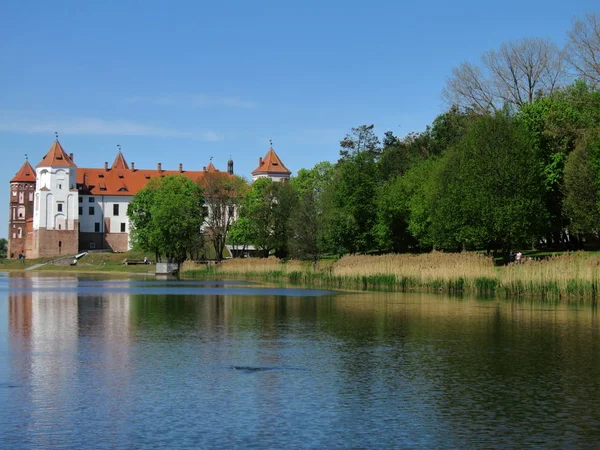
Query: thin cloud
[[126, 94, 257, 109], [0, 117, 222, 141]]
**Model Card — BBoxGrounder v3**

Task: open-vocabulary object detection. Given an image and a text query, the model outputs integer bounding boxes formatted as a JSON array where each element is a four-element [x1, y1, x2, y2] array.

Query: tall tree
[[444, 38, 568, 112], [0, 238, 7, 258], [288, 162, 333, 263], [128, 175, 205, 268], [563, 138, 600, 241], [238, 178, 297, 258], [518, 81, 600, 247], [567, 13, 600, 87], [199, 172, 248, 261], [426, 113, 548, 254], [339, 124, 381, 158]]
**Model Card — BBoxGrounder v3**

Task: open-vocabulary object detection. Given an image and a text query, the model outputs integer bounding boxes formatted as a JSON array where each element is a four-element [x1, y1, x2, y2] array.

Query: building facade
[[8, 140, 291, 259]]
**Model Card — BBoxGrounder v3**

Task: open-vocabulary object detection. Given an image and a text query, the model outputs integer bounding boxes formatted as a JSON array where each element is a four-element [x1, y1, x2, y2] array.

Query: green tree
[[563, 138, 600, 241], [427, 113, 547, 254], [238, 178, 297, 258], [288, 162, 333, 263], [339, 124, 381, 158], [518, 81, 600, 247], [323, 150, 378, 254], [128, 175, 206, 268], [0, 238, 7, 258]]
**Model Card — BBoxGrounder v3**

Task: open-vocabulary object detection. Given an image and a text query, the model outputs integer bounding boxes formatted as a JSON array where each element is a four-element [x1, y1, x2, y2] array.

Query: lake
[[1, 273, 600, 449]]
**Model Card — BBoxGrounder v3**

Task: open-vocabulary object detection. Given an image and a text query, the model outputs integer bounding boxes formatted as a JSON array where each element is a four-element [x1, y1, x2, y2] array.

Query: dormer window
[[118, 173, 124, 178], [98, 173, 104, 178], [145, 174, 151, 179]]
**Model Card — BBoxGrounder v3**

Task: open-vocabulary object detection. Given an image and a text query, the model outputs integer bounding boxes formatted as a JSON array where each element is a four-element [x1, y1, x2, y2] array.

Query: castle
[[8, 139, 291, 259]]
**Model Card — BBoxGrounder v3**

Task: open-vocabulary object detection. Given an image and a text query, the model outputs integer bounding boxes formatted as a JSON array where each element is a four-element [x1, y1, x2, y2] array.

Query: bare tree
[[567, 13, 600, 87], [443, 62, 497, 113], [444, 38, 568, 112], [199, 173, 248, 262]]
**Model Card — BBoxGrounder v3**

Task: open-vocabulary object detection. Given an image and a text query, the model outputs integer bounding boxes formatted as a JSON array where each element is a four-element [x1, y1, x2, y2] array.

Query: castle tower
[[227, 157, 234, 175], [8, 159, 36, 258], [251, 143, 291, 182], [30, 139, 79, 258]]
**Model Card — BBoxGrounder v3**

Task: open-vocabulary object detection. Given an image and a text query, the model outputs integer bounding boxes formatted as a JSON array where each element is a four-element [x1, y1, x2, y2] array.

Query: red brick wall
[[29, 226, 79, 259]]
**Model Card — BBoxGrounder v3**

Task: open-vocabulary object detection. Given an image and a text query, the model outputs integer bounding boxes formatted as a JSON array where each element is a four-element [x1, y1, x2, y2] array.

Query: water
[[2, 273, 600, 449]]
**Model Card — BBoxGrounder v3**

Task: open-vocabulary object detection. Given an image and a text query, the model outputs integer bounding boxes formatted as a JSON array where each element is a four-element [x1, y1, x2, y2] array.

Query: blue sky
[[1, 0, 597, 238]]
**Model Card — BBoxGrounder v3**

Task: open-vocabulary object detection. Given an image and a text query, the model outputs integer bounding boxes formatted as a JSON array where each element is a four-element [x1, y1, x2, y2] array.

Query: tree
[[238, 178, 297, 258], [339, 124, 381, 157], [444, 38, 568, 112], [563, 138, 600, 241], [128, 175, 206, 268], [425, 113, 547, 254], [517, 81, 600, 247], [323, 150, 378, 254], [199, 172, 248, 262], [0, 238, 7, 258], [567, 13, 600, 87], [288, 162, 333, 263]]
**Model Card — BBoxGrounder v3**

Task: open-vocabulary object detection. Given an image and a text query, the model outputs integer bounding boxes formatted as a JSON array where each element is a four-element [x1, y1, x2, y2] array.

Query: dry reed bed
[[183, 252, 600, 301]]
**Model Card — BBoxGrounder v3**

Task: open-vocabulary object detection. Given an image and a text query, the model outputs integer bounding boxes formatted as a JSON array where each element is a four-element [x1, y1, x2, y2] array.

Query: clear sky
[[1, 0, 597, 238]]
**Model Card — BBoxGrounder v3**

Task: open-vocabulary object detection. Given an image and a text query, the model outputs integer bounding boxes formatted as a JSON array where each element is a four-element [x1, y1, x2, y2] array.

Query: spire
[[11, 159, 36, 183], [251, 144, 291, 176], [111, 145, 129, 170], [36, 139, 76, 168]]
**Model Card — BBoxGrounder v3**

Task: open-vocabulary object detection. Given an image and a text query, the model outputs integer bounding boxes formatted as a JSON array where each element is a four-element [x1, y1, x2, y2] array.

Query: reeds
[[181, 251, 600, 301]]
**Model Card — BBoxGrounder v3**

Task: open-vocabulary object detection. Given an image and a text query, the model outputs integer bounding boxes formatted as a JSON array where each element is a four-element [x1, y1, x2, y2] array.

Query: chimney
[[104, 161, 109, 171], [157, 162, 162, 172], [83, 173, 88, 185], [69, 153, 74, 162], [131, 162, 135, 171], [179, 163, 183, 173], [259, 157, 263, 166]]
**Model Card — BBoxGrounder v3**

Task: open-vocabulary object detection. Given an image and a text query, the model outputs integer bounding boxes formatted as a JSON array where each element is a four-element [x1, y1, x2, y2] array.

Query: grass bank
[[182, 252, 600, 302], [0, 251, 155, 275]]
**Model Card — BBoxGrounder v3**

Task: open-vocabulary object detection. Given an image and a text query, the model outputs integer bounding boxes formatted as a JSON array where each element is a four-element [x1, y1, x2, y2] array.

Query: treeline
[[229, 13, 600, 260]]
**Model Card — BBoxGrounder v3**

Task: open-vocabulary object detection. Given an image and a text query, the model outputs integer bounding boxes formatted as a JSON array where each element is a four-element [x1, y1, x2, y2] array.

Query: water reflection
[[2, 273, 600, 448]]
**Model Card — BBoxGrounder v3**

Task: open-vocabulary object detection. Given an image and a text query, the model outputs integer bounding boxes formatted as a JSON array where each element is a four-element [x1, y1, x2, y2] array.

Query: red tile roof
[[36, 140, 76, 168], [77, 153, 229, 196], [251, 147, 291, 175], [111, 151, 129, 170], [11, 160, 36, 183]]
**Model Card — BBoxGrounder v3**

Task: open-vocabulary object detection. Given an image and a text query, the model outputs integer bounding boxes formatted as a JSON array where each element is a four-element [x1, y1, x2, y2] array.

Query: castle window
[[94, 222, 100, 232], [113, 204, 119, 216], [29, 192, 33, 201], [89, 242, 96, 249], [18, 206, 25, 219], [19, 192, 24, 203], [57, 203, 63, 212], [12, 191, 16, 197], [79, 197, 83, 203], [89, 206, 95, 215], [89, 197, 95, 203], [78, 207, 83, 215], [58, 184, 62, 190], [17, 228, 22, 238], [121, 222, 126, 232]]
